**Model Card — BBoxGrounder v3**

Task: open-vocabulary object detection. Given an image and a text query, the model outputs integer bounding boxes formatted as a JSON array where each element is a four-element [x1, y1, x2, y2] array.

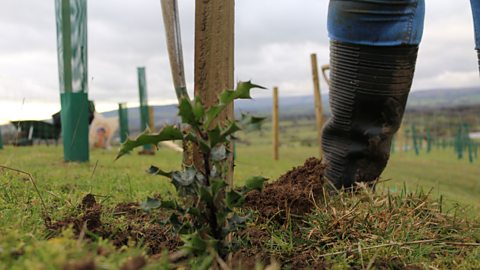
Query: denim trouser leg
[[471, 0, 480, 49], [327, 0, 425, 46], [328, 0, 480, 49]]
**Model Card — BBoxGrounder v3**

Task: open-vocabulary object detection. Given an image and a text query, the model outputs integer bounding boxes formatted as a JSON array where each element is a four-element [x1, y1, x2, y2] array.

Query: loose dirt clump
[[244, 157, 325, 222], [46, 194, 103, 234], [230, 227, 271, 269], [45, 195, 181, 256]]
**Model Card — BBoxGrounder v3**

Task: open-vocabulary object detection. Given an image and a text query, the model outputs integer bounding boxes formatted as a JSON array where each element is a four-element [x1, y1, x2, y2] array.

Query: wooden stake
[[310, 53, 324, 157], [148, 106, 155, 131], [273, 87, 280, 161], [194, 0, 235, 184]]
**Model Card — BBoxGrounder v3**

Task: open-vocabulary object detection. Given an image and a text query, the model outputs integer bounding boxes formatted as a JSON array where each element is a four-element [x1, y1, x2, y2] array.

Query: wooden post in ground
[[148, 106, 155, 131], [273, 87, 280, 161], [194, 0, 235, 185], [310, 53, 324, 157]]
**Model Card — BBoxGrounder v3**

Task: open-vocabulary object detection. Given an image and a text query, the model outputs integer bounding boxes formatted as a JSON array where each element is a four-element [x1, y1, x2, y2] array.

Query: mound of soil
[[45, 194, 103, 234], [244, 157, 325, 222], [45, 195, 181, 255]]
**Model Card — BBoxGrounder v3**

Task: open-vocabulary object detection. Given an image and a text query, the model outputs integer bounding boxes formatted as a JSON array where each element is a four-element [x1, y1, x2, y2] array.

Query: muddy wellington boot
[[322, 41, 419, 189]]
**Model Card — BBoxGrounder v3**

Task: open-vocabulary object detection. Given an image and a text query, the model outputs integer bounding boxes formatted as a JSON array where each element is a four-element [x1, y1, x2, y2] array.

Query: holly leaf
[[207, 126, 222, 148], [147, 166, 173, 178], [178, 98, 199, 128], [193, 96, 205, 122], [140, 197, 162, 211], [140, 197, 179, 212], [226, 190, 244, 209], [181, 232, 217, 255], [244, 176, 268, 192], [172, 167, 197, 187], [223, 214, 249, 235], [211, 145, 227, 162], [116, 125, 183, 159], [211, 179, 228, 196], [204, 81, 265, 128], [199, 186, 213, 205], [238, 113, 266, 132], [220, 122, 241, 141]]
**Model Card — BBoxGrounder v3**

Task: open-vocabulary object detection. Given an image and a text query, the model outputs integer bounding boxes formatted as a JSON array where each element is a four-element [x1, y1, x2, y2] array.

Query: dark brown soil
[[62, 259, 95, 270], [120, 256, 147, 270], [230, 227, 270, 269], [48, 158, 326, 269], [244, 157, 325, 222], [81, 194, 97, 209], [45, 195, 181, 256], [45, 194, 103, 234]]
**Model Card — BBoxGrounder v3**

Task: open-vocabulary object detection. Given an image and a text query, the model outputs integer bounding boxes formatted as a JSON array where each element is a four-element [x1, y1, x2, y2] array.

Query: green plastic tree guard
[[455, 125, 464, 159], [55, 0, 89, 162], [426, 127, 432, 153], [118, 103, 129, 144], [474, 143, 479, 160], [137, 67, 153, 152], [412, 124, 420, 156], [404, 128, 410, 152]]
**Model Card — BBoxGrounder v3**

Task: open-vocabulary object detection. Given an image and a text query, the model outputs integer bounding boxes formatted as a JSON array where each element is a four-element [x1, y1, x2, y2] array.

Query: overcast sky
[[1, 0, 479, 124]]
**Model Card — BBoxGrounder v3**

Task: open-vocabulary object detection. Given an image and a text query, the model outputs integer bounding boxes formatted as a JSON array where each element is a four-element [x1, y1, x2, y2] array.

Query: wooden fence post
[[273, 87, 279, 161], [310, 53, 324, 157], [194, 0, 235, 185], [149, 106, 155, 131]]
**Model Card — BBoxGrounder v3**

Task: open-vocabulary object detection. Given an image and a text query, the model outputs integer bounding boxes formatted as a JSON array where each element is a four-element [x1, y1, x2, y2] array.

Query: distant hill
[[101, 87, 480, 131], [406, 87, 480, 109], [2, 86, 479, 134]]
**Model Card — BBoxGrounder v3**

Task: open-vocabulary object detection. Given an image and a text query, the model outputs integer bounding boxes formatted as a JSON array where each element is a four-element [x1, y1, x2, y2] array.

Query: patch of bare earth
[[45, 195, 181, 256], [244, 157, 325, 223]]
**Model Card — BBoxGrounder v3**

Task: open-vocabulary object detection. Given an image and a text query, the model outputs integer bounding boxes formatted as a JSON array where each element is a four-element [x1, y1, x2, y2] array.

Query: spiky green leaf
[[172, 167, 197, 187], [244, 176, 268, 192], [204, 81, 266, 128], [211, 179, 228, 197], [116, 126, 183, 159], [140, 197, 162, 211], [140, 197, 179, 212], [193, 96, 205, 122], [178, 98, 198, 128], [223, 214, 249, 235], [239, 113, 266, 132], [147, 166, 173, 178], [220, 122, 241, 141], [199, 186, 213, 205], [211, 145, 227, 162], [226, 190, 244, 209], [207, 126, 222, 147]]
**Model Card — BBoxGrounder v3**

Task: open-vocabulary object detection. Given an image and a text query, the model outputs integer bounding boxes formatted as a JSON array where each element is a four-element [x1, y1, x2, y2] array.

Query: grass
[[0, 120, 479, 269], [242, 186, 480, 269]]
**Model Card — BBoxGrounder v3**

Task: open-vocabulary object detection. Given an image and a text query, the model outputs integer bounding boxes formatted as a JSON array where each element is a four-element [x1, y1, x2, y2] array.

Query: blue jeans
[[328, 0, 480, 49]]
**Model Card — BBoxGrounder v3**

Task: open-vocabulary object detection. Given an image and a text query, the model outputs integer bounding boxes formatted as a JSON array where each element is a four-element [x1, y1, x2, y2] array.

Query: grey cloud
[[0, 0, 479, 117]]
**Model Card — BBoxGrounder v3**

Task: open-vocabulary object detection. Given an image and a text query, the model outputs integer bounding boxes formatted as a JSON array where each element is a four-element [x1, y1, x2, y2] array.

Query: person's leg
[[470, 0, 480, 72], [323, 0, 425, 188]]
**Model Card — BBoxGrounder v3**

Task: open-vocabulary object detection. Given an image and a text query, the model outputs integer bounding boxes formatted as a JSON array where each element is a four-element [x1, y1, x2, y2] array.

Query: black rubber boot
[[322, 41, 419, 189], [477, 49, 480, 74]]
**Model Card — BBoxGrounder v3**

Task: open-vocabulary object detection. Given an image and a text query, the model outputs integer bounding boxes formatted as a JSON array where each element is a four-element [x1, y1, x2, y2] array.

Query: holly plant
[[116, 81, 267, 258]]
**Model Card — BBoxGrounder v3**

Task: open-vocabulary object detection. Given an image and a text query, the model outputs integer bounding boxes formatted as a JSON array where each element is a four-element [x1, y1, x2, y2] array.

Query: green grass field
[[0, 122, 479, 269]]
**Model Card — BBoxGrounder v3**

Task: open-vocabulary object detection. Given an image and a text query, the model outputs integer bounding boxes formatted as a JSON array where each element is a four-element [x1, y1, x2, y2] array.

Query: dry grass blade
[[0, 165, 49, 217], [316, 239, 480, 259]]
